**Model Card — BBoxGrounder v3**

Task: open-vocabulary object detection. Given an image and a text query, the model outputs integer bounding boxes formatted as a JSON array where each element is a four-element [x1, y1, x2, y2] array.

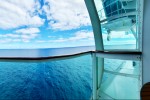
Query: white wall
[[143, 0, 150, 84]]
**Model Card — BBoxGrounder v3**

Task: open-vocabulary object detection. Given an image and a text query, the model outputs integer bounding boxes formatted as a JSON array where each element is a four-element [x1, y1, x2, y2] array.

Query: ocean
[[0, 45, 138, 100], [0, 46, 94, 100], [0, 44, 135, 57], [0, 46, 95, 58], [0, 54, 93, 100]]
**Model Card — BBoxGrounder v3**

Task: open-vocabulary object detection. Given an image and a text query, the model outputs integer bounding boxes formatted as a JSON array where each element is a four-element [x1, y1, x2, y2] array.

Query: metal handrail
[[0, 50, 141, 61], [95, 50, 141, 61], [0, 51, 92, 61]]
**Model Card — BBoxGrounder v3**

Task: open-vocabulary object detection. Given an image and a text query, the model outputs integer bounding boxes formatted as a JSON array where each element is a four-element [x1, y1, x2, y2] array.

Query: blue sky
[[0, 0, 135, 49], [0, 0, 95, 49]]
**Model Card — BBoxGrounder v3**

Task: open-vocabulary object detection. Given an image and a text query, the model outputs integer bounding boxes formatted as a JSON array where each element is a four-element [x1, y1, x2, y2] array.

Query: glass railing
[[0, 50, 142, 100], [100, 72, 140, 99], [84, 0, 143, 99], [104, 58, 140, 75], [0, 54, 92, 100], [94, 0, 142, 51], [99, 58, 141, 99]]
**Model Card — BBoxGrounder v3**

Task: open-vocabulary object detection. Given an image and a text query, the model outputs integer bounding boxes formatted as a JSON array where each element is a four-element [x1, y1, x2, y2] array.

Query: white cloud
[[73, 30, 94, 40], [0, 33, 20, 38], [0, 0, 95, 48], [33, 30, 94, 43], [43, 0, 91, 30], [0, 0, 90, 30], [15, 28, 40, 34], [21, 34, 38, 40], [15, 28, 40, 42], [12, 39, 22, 42], [35, 40, 47, 43], [0, 33, 21, 43], [111, 31, 134, 38], [0, 27, 40, 43], [48, 36, 55, 38], [6, 34, 20, 38], [0, 0, 44, 29], [0, 38, 12, 43], [102, 31, 135, 40], [50, 30, 94, 42]]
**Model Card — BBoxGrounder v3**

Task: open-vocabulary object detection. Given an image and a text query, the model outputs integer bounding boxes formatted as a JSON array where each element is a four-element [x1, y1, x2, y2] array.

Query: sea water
[[0, 45, 136, 99], [0, 54, 92, 100]]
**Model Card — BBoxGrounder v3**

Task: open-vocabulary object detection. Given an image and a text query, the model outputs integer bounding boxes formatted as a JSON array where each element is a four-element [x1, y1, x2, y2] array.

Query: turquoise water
[[0, 55, 92, 100], [0, 45, 139, 99]]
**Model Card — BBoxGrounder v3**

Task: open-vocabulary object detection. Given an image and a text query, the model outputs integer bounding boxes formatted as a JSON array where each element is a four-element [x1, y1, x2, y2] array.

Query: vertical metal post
[[92, 52, 104, 99], [138, 0, 144, 52], [84, 0, 104, 51], [92, 53, 98, 99], [84, 0, 104, 99], [138, 0, 144, 90]]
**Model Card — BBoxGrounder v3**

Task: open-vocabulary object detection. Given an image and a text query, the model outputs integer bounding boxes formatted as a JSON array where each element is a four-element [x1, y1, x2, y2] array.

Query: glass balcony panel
[[99, 58, 141, 99], [100, 72, 140, 99], [0, 54, 92, 100], [104, 58, 140, 75], [102, 30, 136, 50], [94, 0, 140, 51]]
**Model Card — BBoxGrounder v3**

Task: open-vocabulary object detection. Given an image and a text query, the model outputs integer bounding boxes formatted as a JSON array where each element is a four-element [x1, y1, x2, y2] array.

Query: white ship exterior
[[84, 0, 149, 99]]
